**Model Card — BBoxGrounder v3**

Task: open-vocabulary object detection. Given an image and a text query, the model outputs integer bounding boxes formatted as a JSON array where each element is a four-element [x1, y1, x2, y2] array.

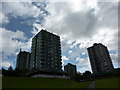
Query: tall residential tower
[[87, 43, 114, 74], [30, 29, 62, 72]]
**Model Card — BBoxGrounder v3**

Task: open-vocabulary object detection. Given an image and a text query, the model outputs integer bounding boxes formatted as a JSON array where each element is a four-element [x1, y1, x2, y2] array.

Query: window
[[33, 65, 34, 67]]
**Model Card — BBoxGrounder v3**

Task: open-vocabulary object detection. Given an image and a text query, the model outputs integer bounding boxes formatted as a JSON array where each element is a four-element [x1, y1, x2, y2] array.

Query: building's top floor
[[18, 49, 31, 55], [64, 63, 76, 67], [87, 43, 107, 49], [33, 29, 60, 39], [93, 43, 106, 46]]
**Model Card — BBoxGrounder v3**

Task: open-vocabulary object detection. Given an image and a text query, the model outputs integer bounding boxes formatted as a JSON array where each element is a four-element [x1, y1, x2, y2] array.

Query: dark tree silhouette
[[8, 65, 13, 71], [83, 71, 92, 81], [83, 71, 92, 76]]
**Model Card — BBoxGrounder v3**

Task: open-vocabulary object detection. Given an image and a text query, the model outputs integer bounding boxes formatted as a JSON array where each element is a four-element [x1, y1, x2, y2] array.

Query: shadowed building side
[[64, 63, 77, 76], [30, 29, 62, 73], [87, 43, 114, 74]]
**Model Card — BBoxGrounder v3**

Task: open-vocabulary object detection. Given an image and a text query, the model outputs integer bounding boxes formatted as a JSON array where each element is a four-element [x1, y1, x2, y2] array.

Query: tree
[[8, 65, 13, 71], [83, 71, 92, 81], [84, 71, 92, 76], [72, 73, 81, 82]]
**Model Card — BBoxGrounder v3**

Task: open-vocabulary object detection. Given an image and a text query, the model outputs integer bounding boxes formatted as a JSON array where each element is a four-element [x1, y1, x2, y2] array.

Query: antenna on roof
[[35, 27, 39, 31], [42, 29, 46, 31], [20, 48, 21, 52]]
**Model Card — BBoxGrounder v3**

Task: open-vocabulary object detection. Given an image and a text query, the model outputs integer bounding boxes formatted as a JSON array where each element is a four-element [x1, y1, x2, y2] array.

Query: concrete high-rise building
[[30, 29, 62, 72], [87, 43, 114, 74], [16, 50, 31, 71], [64, 63, 77, 75]]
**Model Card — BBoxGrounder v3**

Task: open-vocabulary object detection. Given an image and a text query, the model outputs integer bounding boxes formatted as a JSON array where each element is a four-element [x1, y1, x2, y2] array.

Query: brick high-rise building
[[16, 50, 31, 71], [87, 43, 114, 74], [30, 29, 62, 72]]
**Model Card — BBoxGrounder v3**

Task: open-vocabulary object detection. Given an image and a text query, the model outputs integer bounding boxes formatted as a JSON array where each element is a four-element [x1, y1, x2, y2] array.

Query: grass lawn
[[0, 76, 2, 89], [95, 77, 120, 88], [2, 77, 90, 88]]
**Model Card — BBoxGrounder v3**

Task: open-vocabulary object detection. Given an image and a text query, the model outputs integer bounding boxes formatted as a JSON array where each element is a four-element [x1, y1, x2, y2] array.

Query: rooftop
[[34, 29, 60, 38]]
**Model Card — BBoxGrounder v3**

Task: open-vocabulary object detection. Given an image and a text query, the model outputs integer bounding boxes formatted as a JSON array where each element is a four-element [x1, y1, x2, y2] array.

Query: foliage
[[8, 65, 13, 71], [2, 68, 29, 77], [72, 71, 93, 82]]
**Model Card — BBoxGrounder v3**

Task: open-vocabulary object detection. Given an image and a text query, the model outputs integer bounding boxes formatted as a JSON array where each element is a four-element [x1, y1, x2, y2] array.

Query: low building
[[64, 63, 77, 76], [16, 50, 31, 71]]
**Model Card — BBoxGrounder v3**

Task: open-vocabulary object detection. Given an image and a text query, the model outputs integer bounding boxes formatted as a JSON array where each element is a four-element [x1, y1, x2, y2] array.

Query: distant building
[[30, 29, 62, 72], [64, 63, 77, 75], [16, 50, 31, 71], [87, 43, 114, 74]]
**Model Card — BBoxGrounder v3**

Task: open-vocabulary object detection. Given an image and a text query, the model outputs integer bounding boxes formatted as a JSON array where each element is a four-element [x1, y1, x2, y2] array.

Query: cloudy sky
[[1, 0, 119, 73]]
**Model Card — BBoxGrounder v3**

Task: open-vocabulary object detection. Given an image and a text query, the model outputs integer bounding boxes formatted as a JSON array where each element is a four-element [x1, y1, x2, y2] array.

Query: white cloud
[[110, 52, 119, 68], [1, 0, 45, 2], [67, 43, 87, 60], [81, 52, 86, 55], [32, 1, 118, 51], [76, 57, 88, 66], [1, 28, 31, 57], [77, 66, 92, 73], [41, 1, 117, 39], [1, 0, 119, 2], [62, 55, 69, 67], [1, 1, 118, 70], [30, 2, 118, 72], [62, 56, 69, 61], [1, 28, 32, 69], [0, 61, 13, 68], [2, 2, 41, 18], [78, 28, 118, 50], [0, 12, 9, 24], [68, 50, 72, 55], [31, 23, 45, 35], [1, 1, 48, 26], [76, 57, 92, 73]]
